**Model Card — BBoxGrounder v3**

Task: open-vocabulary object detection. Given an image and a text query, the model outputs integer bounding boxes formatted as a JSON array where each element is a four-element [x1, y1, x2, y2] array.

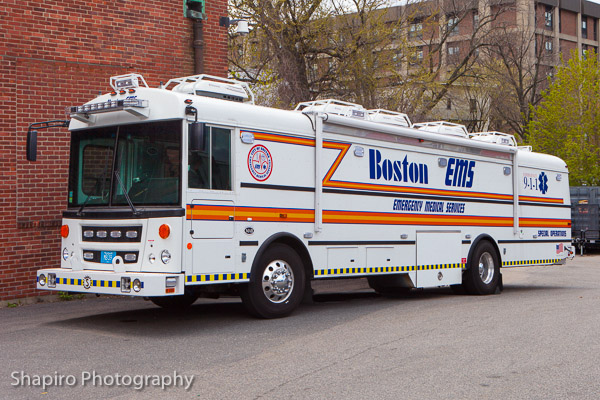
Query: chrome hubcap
[[478, 252, 495, 285], [262, 259, 294, 303]]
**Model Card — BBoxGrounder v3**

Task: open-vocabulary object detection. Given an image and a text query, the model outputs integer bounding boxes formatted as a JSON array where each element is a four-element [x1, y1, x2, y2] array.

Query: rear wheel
[[241, 244, 305, 318], [149, 290, 198, 310], [463, 241, 500, 295]]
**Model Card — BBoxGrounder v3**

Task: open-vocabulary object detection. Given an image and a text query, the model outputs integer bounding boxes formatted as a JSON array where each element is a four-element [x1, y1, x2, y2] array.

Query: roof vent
[[413, 121, 469, 138], [367, 109, 412, 127], [164, 75, 254, 104], [470, 131, 517, 147], [295, 99, 367, 119]]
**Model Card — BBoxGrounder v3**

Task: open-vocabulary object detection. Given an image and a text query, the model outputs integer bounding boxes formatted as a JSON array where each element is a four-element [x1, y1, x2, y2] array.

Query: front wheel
[[241, 244, 305, 318], [463, 240, 500, 295]]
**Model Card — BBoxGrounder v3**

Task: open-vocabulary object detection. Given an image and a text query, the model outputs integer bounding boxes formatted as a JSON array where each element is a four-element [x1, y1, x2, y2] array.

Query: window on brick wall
[[582, 19, 588, 39], [473, 12, 479, 30], [448, 16, 459, 36], [409, 22, 423, 39], [544, 6, 553, 29], [469, 98, 477, 114], [545, 40, 553, 53], [446, 98, 452, 110], [447, 45, 460, 64], [409, 46, 424, 65], [392, 50, 403, 68]]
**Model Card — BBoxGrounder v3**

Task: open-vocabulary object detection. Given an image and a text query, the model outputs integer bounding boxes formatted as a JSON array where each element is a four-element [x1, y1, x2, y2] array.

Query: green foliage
[[528, 52, 600, 185], [58, 291, 74, 301], [7, 302, 19, 308]]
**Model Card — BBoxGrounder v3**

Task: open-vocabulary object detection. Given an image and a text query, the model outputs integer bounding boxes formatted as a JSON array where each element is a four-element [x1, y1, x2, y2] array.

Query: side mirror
[[27, 130, 38, 161], [189, 122, 207, 152]]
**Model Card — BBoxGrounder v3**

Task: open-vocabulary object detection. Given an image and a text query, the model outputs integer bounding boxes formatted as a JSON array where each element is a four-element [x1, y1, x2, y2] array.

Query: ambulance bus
[[29, 74, 572, 318]]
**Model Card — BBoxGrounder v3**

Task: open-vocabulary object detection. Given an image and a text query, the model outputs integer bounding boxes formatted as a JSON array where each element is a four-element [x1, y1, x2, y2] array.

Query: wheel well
[[467, 234, 502, 269], [254, 233, 314, 281]]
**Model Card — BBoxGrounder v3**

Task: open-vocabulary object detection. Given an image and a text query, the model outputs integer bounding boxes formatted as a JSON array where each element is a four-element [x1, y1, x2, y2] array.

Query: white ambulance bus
[[31, 74, 572, 318]]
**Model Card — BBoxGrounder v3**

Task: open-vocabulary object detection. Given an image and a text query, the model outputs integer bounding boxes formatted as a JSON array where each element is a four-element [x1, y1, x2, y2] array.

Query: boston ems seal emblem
[[248, 145, 273, 181]]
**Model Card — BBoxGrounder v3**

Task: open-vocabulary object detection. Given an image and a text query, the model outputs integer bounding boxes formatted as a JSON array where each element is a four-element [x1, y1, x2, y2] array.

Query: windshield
[[68, 120, 182, 207]]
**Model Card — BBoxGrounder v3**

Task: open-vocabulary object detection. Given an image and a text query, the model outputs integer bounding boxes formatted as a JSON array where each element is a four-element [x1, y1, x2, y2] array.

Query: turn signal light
[[60, 225, 69, 238], [158, 224, 170, 239]]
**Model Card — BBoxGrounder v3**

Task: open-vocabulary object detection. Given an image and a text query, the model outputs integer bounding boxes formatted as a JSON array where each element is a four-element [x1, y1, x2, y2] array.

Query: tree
[[484, 20, 553, 140], [405, 0, 514, 121], [229, 0, 408, 108], [528, 52, 600, 185]]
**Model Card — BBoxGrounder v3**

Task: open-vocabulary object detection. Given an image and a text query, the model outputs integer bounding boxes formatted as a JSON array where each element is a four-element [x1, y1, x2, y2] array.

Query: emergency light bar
[[67, 99, 150, 122]]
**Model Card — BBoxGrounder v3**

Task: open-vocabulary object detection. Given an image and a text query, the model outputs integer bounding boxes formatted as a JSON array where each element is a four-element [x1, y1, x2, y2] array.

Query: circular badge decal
[[248, 145, 273, 181]]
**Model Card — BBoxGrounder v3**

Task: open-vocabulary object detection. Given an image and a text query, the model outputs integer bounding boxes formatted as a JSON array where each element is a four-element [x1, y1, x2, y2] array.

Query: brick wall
[[560, 9, 578, 36], [0, 0, 228, 301]]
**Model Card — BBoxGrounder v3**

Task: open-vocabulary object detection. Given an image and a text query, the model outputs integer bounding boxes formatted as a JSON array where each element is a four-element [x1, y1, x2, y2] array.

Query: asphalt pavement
[[1, 254, 599, 399]]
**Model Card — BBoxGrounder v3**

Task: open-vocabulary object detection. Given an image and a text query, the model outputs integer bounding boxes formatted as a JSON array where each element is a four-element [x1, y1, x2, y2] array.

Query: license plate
[[101, 251, 116, 264]]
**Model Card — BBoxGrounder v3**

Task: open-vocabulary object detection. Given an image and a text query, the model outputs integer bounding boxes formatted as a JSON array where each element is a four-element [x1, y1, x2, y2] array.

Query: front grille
[[81, 226, 142, 242], [82, 250, 139, 264]]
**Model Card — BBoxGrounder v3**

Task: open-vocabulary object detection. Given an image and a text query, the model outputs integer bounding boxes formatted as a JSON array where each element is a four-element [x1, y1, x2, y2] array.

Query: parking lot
[[1, 255, 599, 399]]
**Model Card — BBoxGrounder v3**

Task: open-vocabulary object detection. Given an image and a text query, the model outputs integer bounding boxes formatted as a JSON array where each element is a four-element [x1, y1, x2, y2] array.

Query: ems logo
[[83, 276, 91, 290], [248, 145, 272, 181]]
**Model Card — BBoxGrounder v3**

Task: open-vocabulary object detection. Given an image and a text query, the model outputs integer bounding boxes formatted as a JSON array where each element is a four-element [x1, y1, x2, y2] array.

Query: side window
[[188, 126, 231, 190]]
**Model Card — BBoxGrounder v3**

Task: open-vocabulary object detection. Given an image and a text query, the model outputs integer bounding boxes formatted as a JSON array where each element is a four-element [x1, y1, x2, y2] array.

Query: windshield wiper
[[114, 170, 141, 216]]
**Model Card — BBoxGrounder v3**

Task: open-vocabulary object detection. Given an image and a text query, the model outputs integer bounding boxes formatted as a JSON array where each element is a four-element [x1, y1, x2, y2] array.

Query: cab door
[[187, 125, 235, 275]]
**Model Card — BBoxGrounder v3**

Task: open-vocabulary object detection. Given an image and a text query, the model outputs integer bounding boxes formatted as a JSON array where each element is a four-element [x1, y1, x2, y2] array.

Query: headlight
[[39, 274, 47, 286], [161, 250, 171, 264], [132, 279, 142, 292], [148, 253, 156, 264], [62, 248, 70, 261], [121, 277, 131, 293], [48, 273, 56, 288]]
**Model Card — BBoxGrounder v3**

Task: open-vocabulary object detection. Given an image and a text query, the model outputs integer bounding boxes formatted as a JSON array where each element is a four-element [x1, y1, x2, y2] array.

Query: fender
[[250, 232, 314, 282], [466, 234, 502, 270]]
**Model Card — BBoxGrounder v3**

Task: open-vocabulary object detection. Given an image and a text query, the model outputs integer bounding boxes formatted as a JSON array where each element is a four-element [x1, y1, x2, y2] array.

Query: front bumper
[[36, 269, 185, 297]]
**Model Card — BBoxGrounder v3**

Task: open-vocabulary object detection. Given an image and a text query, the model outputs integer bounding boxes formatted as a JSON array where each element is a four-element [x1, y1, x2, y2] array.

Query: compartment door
[[416, 231, 462, 288]]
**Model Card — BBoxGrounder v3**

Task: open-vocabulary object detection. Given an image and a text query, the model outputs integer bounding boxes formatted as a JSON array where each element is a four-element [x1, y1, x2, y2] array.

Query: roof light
[[128, 88, 136, 93], [119, 90, 126, 95], [60, 225, 69, 238], [114, 76, 140, 90], [110, 91, 117, 96], [67, 99, 150, 121], [184, 99, 193, 104]]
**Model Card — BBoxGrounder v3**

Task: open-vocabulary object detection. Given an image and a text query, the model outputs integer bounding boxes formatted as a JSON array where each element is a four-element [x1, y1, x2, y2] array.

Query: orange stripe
[[323, 143, 351, 183], [187, 205, 570, 228], [324, 180, 514, 201], [519, 218, 571, 228], [519, 196, 564, 204], [252, 132, 315, 146]]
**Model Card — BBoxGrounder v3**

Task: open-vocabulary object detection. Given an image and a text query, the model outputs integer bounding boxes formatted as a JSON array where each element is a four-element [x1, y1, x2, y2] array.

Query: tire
[[149, 290, 198, 310], [241, 243, 305, 318], [463, 240, 500, 295], [367, 275, 411, 297]]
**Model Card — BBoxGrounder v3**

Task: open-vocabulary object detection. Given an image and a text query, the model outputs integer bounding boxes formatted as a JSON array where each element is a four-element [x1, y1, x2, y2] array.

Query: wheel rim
[[261, 259, 294, 303], [478, 252, 495, 285]]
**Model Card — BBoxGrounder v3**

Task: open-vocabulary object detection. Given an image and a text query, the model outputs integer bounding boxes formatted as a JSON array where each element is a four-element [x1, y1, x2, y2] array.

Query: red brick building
[[0, 0, 228, 302]]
